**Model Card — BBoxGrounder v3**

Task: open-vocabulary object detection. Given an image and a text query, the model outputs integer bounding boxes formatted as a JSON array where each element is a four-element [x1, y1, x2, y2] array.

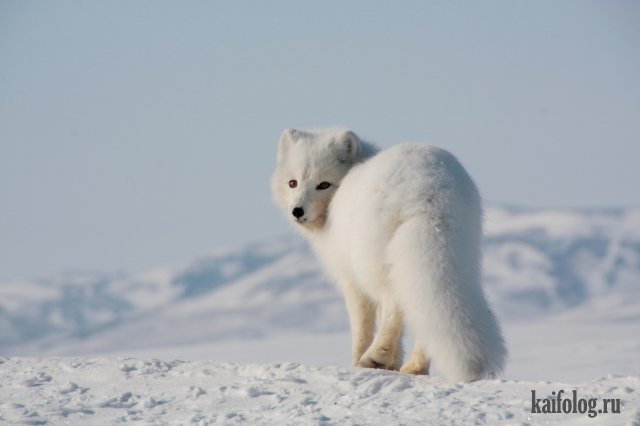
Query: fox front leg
[[341, 281, 376, 366], [358, 295, 404, 371]]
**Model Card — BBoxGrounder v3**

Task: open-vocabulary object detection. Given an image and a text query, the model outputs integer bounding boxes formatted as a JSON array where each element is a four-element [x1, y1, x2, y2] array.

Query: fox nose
[[292, 207, 305, 219]]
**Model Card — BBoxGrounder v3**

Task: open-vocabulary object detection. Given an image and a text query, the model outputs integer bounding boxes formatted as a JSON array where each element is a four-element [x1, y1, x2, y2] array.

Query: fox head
[[271, 128, 360, 231]]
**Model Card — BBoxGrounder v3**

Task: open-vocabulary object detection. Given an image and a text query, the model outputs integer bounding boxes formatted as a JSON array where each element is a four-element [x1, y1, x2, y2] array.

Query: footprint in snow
[[22, 373, 52, 387], [188, 385, 207, 399], [19, 410, 47, 425], [246, 386, 275, 398], [58, 382, 83, 394], [99, 391, 138, 409]]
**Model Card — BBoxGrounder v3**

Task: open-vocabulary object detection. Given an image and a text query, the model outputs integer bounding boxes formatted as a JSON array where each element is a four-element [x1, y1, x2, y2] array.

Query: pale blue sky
[[1, 1, 639, 280]]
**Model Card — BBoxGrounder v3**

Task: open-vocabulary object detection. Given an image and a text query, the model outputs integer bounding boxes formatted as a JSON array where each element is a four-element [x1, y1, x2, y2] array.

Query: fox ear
[[277, 128, 299, 162], [331, 130, 359, 164]]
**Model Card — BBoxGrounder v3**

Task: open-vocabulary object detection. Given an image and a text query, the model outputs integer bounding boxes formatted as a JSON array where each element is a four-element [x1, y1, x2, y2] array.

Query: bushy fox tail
[[387, 210, 507, 382]]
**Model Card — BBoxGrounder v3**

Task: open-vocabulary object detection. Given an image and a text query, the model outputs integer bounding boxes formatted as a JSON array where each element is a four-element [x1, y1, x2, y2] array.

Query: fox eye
[[316, 182, 331, 190], [288, 180, 297, 188]]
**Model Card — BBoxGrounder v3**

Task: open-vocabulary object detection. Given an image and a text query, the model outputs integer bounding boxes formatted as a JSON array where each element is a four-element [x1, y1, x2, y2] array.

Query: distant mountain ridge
[[483, 206, 640, 317], [1, 206, 638, 355]]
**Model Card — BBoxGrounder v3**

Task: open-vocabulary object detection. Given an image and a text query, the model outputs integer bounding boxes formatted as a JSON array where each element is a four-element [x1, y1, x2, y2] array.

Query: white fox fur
[[271, 128, 507, 382]]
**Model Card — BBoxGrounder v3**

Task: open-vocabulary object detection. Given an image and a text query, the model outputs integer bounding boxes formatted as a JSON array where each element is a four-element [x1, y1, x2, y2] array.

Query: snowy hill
[[483, 206, 640, 317], [1, 207, 639, 381], [0, 235, 344, 355]]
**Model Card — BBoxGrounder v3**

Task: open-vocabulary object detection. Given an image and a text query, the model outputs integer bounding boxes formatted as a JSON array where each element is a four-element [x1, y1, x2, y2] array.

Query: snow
[[0, 206, 639, 424], [1, 358, 638, 425]]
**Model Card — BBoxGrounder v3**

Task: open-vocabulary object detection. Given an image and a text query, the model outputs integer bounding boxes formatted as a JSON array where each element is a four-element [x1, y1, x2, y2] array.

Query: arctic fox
[[271, 128, 507, 382]]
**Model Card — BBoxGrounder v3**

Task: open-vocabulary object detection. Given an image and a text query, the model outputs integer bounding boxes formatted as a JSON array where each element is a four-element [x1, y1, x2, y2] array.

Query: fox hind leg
[[400, 340, 430, 375]]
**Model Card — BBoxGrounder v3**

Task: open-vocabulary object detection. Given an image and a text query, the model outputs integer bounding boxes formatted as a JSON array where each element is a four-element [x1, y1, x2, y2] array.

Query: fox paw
[[358, 347, 397, 371], [399, 361, 429, 375]]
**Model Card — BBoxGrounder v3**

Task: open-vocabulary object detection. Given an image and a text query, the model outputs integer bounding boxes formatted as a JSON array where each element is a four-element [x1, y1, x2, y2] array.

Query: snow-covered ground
[[1, 206, 639, 424], [2, 358, 638, 425]]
